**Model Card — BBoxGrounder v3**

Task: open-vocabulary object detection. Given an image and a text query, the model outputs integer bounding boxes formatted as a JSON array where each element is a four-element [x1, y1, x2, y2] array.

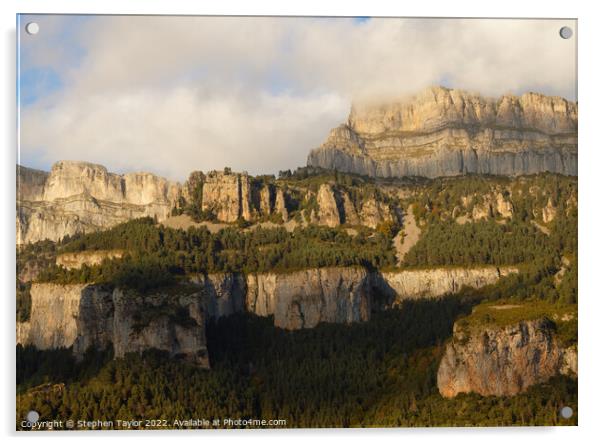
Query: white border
[[2, 1, 601, 444]]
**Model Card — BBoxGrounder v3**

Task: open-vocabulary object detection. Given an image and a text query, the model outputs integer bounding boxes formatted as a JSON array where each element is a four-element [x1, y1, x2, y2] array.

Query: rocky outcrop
[[437, 317, 577, 397], [16, 266, 517, 361], [316, 184, 342, 227], [495, 193, 514, 218], [16, 283, 88, 349], [199, 171, 253, 222], [542, 198, 557, 223], [312, 183, 396, 228], [341, 193, 360, 225], [246, 267, 372, 330], [111, 286, 209, 367], [359, 198, 394, 229], [56, 250, 124, 270], [380, 267, 517, 303], [307, 86, 578, 178], [17, 162, 182, 244], [17, 283, 210, 368], [274, 189, 289, 221], [184, 171, 292, 223], [190, 273, 247, 320], [472, 202, 493, 221]]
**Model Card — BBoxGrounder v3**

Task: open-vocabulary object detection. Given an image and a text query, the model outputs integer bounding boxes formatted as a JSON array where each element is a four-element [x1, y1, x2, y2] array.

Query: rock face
[[56, 250, 124, 270], [380, 267, 517, 303], [359, 198, 394, 229], [307, 86, 578, 178], [246, 267, 372, 330], [16, 283, 88, 349], [437, 318, 577, 397], [17, 162, 182, 244], [184, 170, 290, 223], [190, 273, 247, 320], [17, 266, 517, 363], [315, 184, 343, 227], [111, 287, 209, 367], [542, 198, 558, 223], [17, 283, 210, 368], [274, 189, 289, 221], [243, 266, 514, 329], [200, 171, 253, 222], [312, 183, 396, 228]]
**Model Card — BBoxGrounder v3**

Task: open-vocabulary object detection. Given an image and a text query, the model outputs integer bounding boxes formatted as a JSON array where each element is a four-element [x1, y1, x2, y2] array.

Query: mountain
[[17, 161, 181, 244], [16, 162, 400, 244], [307, 86, 577, 178]]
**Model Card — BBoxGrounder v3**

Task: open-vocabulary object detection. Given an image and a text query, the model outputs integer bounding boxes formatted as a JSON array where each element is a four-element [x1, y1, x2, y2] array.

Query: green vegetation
[[409, 173, 576, 224], [16, 173, 578, 428], [454, 299, 577, 348], [17, 240, 58, 322], [16, 297, 576, 429], [402, 174, 577, 304], [16, 279, 32, 323], [36, 218, 395, 289], [404, 220, 554, 266]]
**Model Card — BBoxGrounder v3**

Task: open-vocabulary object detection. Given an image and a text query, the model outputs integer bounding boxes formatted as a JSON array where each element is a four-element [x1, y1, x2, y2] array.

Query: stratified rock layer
[[17, 266, 518, 368], [246, 267, 372, 330], [308, 86, 577, 178], [56, 250, 124, 270], [381, 267, 517, 302], [17, 162, 182, 244], [17, 283, 210, 368], [437, 318, 577, 397]]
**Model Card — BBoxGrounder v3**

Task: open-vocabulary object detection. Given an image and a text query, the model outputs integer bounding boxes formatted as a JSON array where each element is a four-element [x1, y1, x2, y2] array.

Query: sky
[[18, 15, 577, 180]]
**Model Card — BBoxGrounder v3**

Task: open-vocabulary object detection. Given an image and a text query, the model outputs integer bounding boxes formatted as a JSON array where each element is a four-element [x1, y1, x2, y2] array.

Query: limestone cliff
[[315, 184, 343, 227], [17, 162, 182, 244], [190, 273, 247, 320], [16, 283, 88, 349], [111, 287, 209, 367], [246, 267, 372, 330], [18, 162, 400, 244], [380, 267, 517, 303], [184, 170, 290, 223], [17, 283, 210, 368], [313, 183, 397, 229], [243, 266, 513, 329], [199, 171, 252, 222], [56, 250, 124, 270], [437, 315, 577, 397], [17, 266, 517, 361], [307, 86, 577, 178]]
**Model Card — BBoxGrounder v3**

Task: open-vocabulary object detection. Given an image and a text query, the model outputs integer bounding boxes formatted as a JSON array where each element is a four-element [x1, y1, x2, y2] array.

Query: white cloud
[[19, 16, 577, 180]]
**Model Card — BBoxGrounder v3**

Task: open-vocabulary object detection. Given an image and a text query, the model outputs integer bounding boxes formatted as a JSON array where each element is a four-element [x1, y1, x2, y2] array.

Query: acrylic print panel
[[16, 15, 577, 430]]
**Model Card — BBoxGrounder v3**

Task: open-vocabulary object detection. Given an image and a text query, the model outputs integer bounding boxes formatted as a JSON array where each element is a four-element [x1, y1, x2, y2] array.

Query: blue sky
[[18, 15, 577, 180]]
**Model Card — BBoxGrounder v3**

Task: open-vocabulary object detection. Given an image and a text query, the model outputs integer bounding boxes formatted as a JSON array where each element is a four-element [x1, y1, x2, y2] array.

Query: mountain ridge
[[308, 86, 577, 178]]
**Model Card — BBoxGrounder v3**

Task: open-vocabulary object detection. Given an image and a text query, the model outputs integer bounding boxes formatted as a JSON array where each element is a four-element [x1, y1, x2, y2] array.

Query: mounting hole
[[560, 406, 573, 419], [559, 26, 573, 39], [25, 22, 39, 35], [26, 410, 40, 423]]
